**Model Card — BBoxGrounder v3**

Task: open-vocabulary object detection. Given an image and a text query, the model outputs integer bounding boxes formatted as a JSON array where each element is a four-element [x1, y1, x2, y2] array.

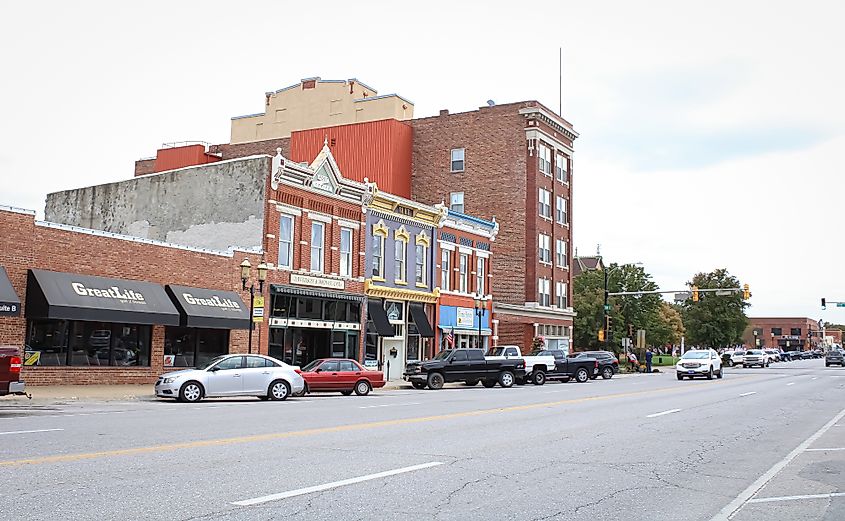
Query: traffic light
[[742, 284, 750, 300], [598, 329, 605, 342], [692, 286, 699, 302], [822, 298, 827, 310], [606, 315, 612, 333]]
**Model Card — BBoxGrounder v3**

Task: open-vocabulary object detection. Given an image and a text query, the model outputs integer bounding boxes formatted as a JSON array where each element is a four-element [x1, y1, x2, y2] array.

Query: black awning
[[270, 284, 365, 302], [166, 285, 250, 330], [25, 269, 180, 326], [367, 300, 395, 336], [409, 303, 435, 338], [0, 267, 21, 317]]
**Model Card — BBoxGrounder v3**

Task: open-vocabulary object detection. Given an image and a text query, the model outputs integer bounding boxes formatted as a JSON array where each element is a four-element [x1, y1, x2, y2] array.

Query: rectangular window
[[538, 188, 551, 219], [556, 239, 568, 267], [441, 249, 451, 291], [539, 234, 551, 263], [538, 144, 552, 175], [450, 191, 464, 213], [451, 148, 465, 172], [27, 319, 152, 367], [310, 222, 324, 273], [394, 239, 406, 283], [476, 257, 485, 295], [459, 253, 469, 293], [790, 328, 801, 336], [415, 244, 426, 285], [340, 227, 353, 277], [771, 327, 782, 336], [278, 214, 294, 269], [556, 196, 568, 224], [556, 154, 568, 182], [371, 235, 384, 278], [538, 278, 550, 307], [556, 281, 568, 308]]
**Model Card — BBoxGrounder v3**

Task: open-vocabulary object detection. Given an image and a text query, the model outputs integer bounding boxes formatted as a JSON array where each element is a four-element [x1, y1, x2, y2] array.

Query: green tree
[[572, 269, 606, 350], [650, 301, 685, 347], [682, 269, 749, 348]]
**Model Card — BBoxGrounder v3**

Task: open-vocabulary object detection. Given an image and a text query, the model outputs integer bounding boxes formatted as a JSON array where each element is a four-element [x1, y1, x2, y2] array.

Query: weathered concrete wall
[[45, 156, 269, 252]]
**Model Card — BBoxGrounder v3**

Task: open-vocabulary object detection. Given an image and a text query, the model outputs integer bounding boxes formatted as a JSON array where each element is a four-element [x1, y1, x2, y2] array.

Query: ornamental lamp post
[[473, 293, 485, 351], [240, 259, 269, 355]]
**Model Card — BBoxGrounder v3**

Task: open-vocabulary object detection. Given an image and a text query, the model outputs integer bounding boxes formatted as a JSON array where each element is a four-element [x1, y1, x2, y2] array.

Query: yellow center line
[[0, 378, 741, 467]]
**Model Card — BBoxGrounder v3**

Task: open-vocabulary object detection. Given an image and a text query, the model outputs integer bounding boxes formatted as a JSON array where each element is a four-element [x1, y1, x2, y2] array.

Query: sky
[[1, 0, 843, 320]]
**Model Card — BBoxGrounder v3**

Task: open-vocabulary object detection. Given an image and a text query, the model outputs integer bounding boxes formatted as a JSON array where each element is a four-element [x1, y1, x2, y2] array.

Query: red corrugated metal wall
[[290, 119, 413, 198], [154, 145, 221, 172]]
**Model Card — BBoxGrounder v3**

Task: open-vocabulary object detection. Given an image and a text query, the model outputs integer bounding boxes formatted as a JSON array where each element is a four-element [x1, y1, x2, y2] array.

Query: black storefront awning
[[25, 269, 180, 326], [271, 284, 366, 302], [409, 303, 435, 338], [0, 267, 21, 317], [367, 300, 395, 336], [166, 285, 250, 330]]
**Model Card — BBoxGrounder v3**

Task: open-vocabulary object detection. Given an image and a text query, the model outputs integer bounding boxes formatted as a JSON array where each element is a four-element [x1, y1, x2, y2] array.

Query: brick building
[[411, 102, 577, 351], [744, 317, 825, 351]]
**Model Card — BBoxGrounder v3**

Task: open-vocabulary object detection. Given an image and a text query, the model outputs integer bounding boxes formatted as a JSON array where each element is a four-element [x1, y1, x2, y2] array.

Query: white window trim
[[539, 233, 551, 264], [307, 211, 333, 224], [476, 257, 485, 295], [451, 148, 465, 173], [415, 244, 427, 286], [278, 214, 294, 270], [275, 204, 302, 217], [438, 241, 456, 251], [441, 249, 451, 291], [459, 253, 469, 293], [310, 222, 325, 273], [340, 227, 353, 278]]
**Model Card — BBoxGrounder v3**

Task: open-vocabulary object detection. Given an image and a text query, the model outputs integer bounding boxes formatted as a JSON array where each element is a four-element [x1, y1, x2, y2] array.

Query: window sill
[[539, 215, 553, 222], [372, 276, 386, 282], [539, 260, 552, 267], [556, 264, 570, 270], [416, 283, 428, 288], [395, 280, 408, 286]]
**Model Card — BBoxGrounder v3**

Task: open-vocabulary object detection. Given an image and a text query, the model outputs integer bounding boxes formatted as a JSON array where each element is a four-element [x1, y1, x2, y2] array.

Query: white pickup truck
[[485, 345, 556, 385]]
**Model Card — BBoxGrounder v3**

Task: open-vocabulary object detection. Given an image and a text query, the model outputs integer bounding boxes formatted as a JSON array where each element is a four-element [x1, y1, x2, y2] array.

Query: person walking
[[645, 348, 654, 373]]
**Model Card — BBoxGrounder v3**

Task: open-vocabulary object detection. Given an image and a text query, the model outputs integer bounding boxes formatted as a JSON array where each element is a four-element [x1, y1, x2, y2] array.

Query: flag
[[446, 328, 454, 347]]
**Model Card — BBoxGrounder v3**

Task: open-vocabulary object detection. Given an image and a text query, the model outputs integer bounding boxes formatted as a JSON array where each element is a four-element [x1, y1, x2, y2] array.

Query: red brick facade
[[745, 317, 826, 350]]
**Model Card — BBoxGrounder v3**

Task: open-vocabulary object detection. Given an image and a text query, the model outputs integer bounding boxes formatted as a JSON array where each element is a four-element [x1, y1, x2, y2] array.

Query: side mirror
[[315, 368, 322, 373], [209, 366, 220, 372]]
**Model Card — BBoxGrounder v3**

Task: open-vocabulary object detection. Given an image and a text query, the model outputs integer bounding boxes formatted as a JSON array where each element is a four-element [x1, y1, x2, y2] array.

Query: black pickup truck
[[403, 349, 526, 390], [527, 349, 599, 384]]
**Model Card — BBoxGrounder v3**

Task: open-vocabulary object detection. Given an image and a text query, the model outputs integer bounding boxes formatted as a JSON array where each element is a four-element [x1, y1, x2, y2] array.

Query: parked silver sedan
[[155, 354, 305, 402]]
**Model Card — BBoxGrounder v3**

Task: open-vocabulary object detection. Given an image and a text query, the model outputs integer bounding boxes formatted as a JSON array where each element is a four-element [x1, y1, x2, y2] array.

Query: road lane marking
[[358, 402, 421, 409], [0, 378, 747, 467], [646, 409, 681, 418], [812, 377, 818, 380], [710, 406, 845, 521], [805, 447, 845, 452], [747, 492, 845, 504], [0, 428, 64, 436], [786, 382, 795, 386], [231, 461, 443, 506], [739, 392, 757, 397]]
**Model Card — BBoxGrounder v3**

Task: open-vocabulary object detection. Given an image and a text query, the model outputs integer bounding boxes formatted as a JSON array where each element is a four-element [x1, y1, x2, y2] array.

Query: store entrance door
[[382, 338, 405, 381]]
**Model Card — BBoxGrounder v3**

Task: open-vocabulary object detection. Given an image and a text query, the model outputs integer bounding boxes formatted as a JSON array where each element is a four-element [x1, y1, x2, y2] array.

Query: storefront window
[[298, 297, 321, 319], [407, 323, 421, 362], [365, 322, 379, 368], [165, 326, 229, 368], [332, 331, 346, 357], [27, 319, 151, 367]]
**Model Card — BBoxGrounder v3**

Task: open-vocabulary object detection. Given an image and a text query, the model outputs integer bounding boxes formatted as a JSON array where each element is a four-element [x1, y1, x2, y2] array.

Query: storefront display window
[[27, 319, 151, 367], [164, 326, 229, 368]]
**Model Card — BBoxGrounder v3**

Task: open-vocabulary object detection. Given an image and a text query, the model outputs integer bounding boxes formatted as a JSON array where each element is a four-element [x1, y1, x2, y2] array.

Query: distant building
[[572, 255, 604, 277], [745, 317, 825, 351]]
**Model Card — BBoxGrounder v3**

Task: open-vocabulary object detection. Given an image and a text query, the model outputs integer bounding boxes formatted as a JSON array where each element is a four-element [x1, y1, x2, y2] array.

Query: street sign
[[252, 296, 265, 323], [837, 303, 845, 308], [674, 292, 691, 301], [715, 290, 733, 296], [604, 304, 610, 311]]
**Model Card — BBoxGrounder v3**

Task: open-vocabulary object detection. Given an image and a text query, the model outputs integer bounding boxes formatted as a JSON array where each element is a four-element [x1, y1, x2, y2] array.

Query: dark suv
[[569, 351, 619, 379]]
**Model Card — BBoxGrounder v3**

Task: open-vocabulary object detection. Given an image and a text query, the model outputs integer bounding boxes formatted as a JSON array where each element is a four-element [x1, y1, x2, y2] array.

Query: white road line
[[812, 377, 818, 380], [710, 406, 845, 521], [805, 447, 845, 452], [359, 402, 421, 409], [231, 461, 443, 506], [739, 392, 757, 397], [786, 382, 795, 386], [646, 409, 681, 418], [748, 492, 845, 504], [0, 428, 64, 436]]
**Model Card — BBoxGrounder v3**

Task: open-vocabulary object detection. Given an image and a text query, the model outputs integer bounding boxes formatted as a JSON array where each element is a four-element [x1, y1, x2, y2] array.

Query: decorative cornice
[[494, 302, 577, 319], [366, 184, 447, 228], [372, 220, 389, 237], [365, 279, 439, 304], [519, 107, 579, 141]]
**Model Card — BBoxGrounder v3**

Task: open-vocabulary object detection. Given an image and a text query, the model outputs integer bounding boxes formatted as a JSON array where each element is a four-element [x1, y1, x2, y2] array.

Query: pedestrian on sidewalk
[[645, 348, 653, 373], [627, 351, 638, 372]]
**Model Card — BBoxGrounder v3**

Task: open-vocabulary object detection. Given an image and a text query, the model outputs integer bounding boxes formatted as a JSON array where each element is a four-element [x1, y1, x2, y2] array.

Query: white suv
[[676, 349, 723, 380], [742, 349, 768, 368]]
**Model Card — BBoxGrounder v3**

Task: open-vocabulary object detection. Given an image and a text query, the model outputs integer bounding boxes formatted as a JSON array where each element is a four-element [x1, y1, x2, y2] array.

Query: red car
[[296, 358, 385, 396]]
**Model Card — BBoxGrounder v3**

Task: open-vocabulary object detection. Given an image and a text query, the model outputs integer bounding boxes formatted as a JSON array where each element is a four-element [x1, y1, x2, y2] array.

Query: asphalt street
[[1, 358, 844, 520]]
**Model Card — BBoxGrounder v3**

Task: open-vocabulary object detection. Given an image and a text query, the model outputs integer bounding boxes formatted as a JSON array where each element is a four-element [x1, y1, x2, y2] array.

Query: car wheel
[[427, 372, 444, 390], [341, 390, 353, 396], [482, 379, 496, 388], [411, 382, 426, 390], [676, 372, 683, 381], [498, 371, 515, 388], [575, 368, 589, 383], [717, 368, 723, 379], [826, 363, 831, 367], [601, 367, 613, 380], [268, 380, 290, 401], [532, 370, 546, 386], [707, 368, 713, 380], [742, 364, 747, 368], [178, 381, 203, 403], [354, 380, 371, 396]]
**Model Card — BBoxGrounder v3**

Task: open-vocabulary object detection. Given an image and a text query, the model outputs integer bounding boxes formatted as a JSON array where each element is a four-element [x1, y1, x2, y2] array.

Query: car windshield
[[681, 351, 710, 359], [198, 355, 228, 370], [433, 350, 453, 361], [747, 350, 763, 355], [300, 360, 322, 372], [489, 348, 507, 356]]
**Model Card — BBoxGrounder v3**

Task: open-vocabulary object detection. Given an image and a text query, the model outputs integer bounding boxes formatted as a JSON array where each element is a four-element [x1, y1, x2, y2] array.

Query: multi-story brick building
[[411, 102, 577, 351], [744, 317, 825, 351]]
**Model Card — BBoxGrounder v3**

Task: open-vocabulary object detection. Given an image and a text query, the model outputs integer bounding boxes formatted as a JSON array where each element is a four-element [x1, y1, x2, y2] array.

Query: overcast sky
[[2, 1, 843, 321]]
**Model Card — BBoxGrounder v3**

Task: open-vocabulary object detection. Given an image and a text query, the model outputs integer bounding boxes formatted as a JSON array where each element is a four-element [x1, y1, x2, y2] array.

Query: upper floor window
[[771, 327, 783, 336], [556, 281, 568, 308], [476, 257, 485, 295], [441, 249, 451, 291], [538, 144, 552, 175], [415, 244, 426, 285], [556, 239, 568, 268], [556, 154, 568, 182], [340, 227, 353, 278], [556, 196, 568, 225], [790, 328, 801, 336], [538, 234, 551, 263], [310, 222, 324, 273], [451, 148, 465, 172], [394, 239, 407, 283], [450, 192, 464, 213], [278, 214, 294, 269], [538, 188, 552, 219], [371, 222, 388, 279], [538, 278, 551, 306], [459, 253, 469, 293]]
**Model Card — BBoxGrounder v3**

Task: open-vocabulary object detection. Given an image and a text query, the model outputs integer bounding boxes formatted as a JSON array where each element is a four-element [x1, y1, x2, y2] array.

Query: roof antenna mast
[[559, 46, 563, 116]]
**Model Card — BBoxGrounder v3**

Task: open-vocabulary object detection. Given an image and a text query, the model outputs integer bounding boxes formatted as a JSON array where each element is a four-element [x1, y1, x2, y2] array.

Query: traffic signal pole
[[603, 268, 609, 349]]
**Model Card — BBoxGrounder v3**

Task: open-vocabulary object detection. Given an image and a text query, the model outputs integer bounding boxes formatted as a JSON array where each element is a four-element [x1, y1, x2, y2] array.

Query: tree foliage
[[681, 268, 749, 348]]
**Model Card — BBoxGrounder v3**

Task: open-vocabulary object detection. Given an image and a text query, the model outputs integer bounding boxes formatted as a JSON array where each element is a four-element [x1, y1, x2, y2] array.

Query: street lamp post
[[473, 294, 485, 351], [240, 258, 268, 355]]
